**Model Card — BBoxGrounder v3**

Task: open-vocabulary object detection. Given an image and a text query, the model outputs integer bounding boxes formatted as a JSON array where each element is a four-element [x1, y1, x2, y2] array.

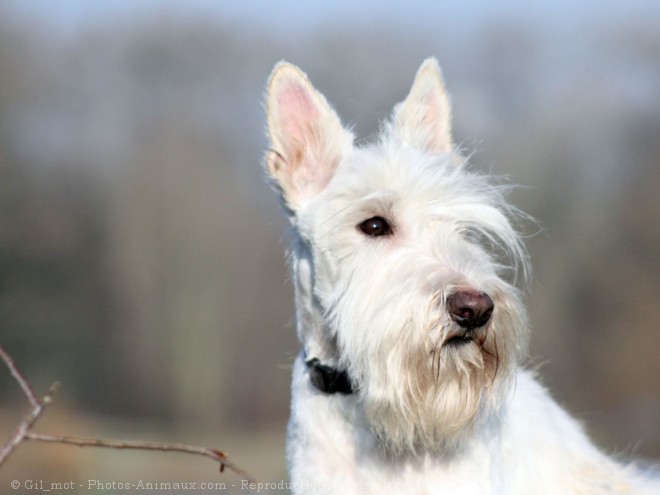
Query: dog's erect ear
[[266, 61, 353, 211], [393, 57, 453, 153]]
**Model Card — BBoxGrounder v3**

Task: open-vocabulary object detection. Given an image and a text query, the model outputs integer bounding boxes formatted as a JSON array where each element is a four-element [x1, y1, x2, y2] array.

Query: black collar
[[305, 357, 354, 395]]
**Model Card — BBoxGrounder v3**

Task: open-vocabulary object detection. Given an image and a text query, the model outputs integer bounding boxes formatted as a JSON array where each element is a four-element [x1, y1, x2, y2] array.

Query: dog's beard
[[356, 331, 493, 455], [334, 287, 525, 456]]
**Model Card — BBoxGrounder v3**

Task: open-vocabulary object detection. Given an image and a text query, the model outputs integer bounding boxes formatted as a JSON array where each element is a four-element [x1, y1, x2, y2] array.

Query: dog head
[[265, 59, 529, 454]]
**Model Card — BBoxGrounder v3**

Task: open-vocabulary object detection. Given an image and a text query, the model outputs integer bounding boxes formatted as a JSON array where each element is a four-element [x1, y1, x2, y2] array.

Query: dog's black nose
[[447, 291, 494, 328]]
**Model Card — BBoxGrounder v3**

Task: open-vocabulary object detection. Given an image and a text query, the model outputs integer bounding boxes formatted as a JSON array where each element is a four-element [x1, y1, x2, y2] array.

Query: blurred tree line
[[0, 6, 659, 457]]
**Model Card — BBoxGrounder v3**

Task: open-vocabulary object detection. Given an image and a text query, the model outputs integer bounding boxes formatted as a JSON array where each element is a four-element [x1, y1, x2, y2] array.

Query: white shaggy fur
[[264, 58, 660, 494]]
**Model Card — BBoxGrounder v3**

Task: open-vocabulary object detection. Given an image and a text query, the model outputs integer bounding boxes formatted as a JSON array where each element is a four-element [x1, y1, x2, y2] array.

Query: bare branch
[[24, 433, 256, 483], [0, 345, 255, 482], [0, 345, 40, 407], [0, 348, 59, 467]]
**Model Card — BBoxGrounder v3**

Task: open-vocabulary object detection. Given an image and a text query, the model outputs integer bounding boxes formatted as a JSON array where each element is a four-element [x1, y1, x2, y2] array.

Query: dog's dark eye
[[358, 216, 392, 237]]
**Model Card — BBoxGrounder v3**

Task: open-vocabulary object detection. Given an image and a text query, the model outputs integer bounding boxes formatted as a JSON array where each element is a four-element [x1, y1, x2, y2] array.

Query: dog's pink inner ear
[[394, 58, 454, 154], [269, 79, 328, 197], [423, 91, 444, 134], [266, 65, 352, 210], [277, 82, 322, 146], [399, 90, 452, 154]]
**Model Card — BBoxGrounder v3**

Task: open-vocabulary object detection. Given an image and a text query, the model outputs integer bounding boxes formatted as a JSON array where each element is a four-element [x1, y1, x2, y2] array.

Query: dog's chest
[[287, 355, 502, 495]]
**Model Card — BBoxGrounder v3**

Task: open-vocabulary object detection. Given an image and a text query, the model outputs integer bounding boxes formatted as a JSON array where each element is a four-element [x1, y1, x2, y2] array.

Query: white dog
[[264, 58, 659, 494]]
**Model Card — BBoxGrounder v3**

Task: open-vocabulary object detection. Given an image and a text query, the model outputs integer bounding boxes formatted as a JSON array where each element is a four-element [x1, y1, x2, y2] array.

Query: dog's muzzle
[[443, 290, 494, 346], [447, 290, 494, 329]]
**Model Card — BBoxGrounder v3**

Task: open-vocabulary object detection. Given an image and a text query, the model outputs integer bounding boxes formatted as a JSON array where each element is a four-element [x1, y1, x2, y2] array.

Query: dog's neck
[[291, 240, 340, 358], [290, 240, 352, 394]]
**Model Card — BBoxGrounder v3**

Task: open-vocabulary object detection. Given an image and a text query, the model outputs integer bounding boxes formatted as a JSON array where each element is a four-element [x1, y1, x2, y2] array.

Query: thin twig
[[0, 379, 58, 466], [0, 346, 40, 407], [0, 345, 256, 482], [24, 433, 256, 483]]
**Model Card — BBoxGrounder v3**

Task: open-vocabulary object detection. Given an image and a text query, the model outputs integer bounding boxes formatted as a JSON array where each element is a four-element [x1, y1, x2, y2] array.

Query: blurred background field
[[1, 0, 659, 491]]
